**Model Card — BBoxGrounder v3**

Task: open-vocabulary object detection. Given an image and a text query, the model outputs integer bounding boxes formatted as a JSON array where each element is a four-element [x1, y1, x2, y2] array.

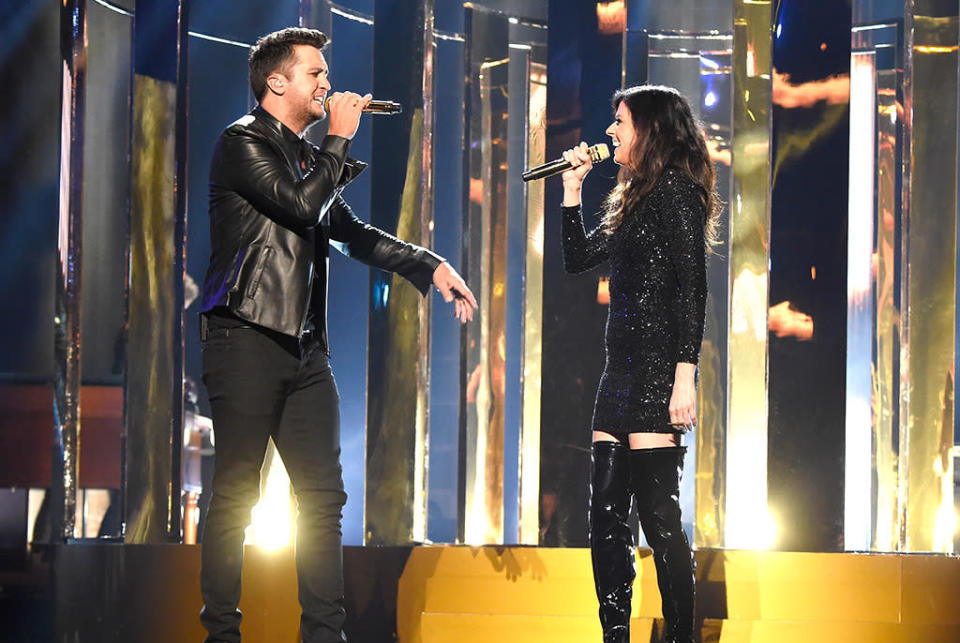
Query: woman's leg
[[589, 431, 633, 643], [628, 435, 695, 643]]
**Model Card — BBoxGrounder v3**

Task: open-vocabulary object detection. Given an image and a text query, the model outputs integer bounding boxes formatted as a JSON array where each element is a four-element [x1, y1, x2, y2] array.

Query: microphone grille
[[590, 143, 611, 162]]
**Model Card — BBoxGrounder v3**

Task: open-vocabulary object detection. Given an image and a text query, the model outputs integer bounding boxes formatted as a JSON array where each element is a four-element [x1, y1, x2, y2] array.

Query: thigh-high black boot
[[630, 446, 695, 643], [590, 441, 635, 643]]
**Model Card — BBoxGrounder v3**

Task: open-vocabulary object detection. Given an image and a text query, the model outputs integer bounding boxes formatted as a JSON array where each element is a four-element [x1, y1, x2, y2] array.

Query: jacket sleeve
[[328, 195, 444, 296], [561, 205, 609, 273], [662, 176, 708, 365], [216, 132, 351, 230]]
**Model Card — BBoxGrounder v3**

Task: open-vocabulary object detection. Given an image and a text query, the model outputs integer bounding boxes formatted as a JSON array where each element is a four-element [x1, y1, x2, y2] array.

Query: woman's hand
[[561, 142, 593, 206], [668, 362, 698, 430]]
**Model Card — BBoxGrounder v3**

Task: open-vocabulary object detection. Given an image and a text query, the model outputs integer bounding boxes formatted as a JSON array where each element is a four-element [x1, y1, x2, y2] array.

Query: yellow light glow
[[914, 45, 959, 54], [245, 452, 294, 550], [726, 268, 770, 550], [932, 450, 955, 553]]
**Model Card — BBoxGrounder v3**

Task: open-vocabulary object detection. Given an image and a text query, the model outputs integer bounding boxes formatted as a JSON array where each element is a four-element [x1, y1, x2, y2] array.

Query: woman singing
[[559, 85, 719, 643]]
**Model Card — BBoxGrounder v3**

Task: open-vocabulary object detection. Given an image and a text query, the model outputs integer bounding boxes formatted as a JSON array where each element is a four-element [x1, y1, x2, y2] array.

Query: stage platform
[[3, 544, 959, 642]]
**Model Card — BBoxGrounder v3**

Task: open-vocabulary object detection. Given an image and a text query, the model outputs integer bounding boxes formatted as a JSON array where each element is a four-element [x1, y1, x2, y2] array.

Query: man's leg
[[200, 327, 294, 642], [274, 345, 347, 643]]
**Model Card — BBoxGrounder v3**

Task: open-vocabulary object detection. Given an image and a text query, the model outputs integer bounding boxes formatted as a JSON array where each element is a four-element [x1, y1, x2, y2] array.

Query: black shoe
[[630, 446, 695, 643], [590, 441, 634, 642]]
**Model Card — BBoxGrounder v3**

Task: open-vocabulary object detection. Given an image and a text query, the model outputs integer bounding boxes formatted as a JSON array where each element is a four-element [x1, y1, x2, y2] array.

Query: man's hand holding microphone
[[324, 91, 372, 140]]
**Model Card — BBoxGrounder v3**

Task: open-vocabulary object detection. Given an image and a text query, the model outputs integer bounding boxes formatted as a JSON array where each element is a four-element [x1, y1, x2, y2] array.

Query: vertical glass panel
[[83, 1, 132, 384], [519, 59, 547, 545], [725, 0, 773, 550], [847, 22, 902, 552], [902, 1, 959, 552], [428, 32, 466, 545], [325, 10, 375, 547], [767, 0, 851, 552]]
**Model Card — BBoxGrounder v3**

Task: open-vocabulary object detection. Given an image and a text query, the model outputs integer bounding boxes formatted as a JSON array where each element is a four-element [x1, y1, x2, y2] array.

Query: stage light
[[727, 496, 777, 550], [246, 452, 294, 550], [704, 91, 718, 108]]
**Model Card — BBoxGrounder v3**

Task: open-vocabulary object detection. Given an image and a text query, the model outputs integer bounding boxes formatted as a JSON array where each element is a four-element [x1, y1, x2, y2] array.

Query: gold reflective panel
[[364, 0, 435, 545], [901, 6, 959, 552], [365, 107, 432, 545], [725, 0, 774, 549], [519, 61, 547, 545], [126, 74, 179, 543]]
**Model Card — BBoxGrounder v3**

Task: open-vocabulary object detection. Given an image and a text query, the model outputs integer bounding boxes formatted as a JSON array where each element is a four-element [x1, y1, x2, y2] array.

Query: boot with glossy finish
[[630, 446, 695, 643], [589, 441, 635, 643]]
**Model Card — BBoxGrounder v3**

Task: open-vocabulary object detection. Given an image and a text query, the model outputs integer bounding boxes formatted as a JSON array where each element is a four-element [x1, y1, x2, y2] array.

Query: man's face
[[275, 45, 331, 126]]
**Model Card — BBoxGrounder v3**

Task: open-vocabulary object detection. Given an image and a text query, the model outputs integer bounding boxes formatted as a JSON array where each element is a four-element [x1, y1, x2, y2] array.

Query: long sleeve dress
[[561, 167, 708, 434]]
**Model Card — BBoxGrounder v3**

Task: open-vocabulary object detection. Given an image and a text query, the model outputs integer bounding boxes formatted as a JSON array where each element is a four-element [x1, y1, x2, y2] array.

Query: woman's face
[[605, 101, 638, 165]]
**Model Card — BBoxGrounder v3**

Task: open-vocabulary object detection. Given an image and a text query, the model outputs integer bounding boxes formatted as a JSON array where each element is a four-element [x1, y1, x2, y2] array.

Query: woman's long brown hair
[[602, 85, 721, 249]]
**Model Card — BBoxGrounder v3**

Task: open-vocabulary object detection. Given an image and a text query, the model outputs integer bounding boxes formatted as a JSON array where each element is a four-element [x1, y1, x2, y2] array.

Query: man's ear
[[267, 74, 285, 95]]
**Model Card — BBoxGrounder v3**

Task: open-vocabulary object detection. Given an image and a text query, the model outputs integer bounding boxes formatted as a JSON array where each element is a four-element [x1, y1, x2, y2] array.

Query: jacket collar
[[252, 106, 304, 148], [250, 106, 367, 184]]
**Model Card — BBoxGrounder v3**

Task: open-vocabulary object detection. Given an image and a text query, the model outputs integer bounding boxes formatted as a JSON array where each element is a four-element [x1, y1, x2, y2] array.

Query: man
[[197, 27, 476, 643]]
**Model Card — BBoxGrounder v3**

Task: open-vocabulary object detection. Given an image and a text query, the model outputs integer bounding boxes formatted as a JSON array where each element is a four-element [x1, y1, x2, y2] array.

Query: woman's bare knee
[[628, 432, 678, 449], [593, 430, 625, 444]]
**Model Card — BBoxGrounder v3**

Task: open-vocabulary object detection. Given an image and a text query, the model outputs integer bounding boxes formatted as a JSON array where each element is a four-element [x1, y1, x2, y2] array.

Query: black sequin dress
[[562, 167, 707, 434]]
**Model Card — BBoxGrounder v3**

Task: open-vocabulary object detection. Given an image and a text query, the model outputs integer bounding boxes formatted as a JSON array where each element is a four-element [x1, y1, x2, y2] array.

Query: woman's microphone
[[521, 143, 611, 182], [323, 97, 402, 115]]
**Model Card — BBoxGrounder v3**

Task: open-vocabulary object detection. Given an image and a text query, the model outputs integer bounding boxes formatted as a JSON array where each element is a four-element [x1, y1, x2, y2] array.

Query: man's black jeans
[[199, 316, 347, 643]]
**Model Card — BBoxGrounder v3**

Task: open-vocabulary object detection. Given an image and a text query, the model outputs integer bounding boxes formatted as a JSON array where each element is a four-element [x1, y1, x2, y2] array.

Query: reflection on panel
[[126, 72, 182, 543], [462, 6, 509, 544], [902, 3, 958, 552]]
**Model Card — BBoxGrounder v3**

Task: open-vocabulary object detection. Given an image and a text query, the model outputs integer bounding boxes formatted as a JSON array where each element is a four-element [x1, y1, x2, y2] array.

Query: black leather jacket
[[199, 107, 442, 350]]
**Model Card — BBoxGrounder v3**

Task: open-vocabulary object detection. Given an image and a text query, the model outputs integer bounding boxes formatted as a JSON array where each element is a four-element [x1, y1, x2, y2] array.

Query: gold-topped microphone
[[323, 97, 402, 115], [521, 143, 611, 182]]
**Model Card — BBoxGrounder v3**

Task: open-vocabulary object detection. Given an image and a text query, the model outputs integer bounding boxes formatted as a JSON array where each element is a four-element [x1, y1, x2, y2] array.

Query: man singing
[[197, 27, 476, 643]]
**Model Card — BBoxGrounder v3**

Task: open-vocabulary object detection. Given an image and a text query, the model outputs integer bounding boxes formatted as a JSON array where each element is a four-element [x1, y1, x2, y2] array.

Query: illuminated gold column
[[900, 2, 959, 552], [365, 0, 435, 544], [518, 61, 546, 546], [125, 0, 188, 543], [724, 0, 773, 549], [53, 0, 87, 541]]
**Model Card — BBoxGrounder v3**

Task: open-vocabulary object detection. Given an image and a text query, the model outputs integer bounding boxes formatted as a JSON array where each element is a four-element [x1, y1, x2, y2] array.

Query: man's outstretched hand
[[433, 262, 477, 323]]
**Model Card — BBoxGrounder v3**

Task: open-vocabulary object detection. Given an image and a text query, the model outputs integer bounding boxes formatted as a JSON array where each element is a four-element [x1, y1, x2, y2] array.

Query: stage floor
[[4, 544, 959, 642]]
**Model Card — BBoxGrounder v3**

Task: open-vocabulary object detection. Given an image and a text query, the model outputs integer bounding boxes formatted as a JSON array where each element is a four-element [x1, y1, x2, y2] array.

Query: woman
[[560, 85, 719, 643]]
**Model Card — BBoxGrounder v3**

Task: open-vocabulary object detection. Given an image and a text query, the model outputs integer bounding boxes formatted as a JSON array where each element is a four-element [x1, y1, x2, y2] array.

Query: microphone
[[323, 97, 402, 115], [521, 144, 611, 182]]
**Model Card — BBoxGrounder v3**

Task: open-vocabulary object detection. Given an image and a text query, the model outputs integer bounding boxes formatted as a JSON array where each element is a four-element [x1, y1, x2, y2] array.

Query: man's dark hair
[[249, 27, 329, 101]]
